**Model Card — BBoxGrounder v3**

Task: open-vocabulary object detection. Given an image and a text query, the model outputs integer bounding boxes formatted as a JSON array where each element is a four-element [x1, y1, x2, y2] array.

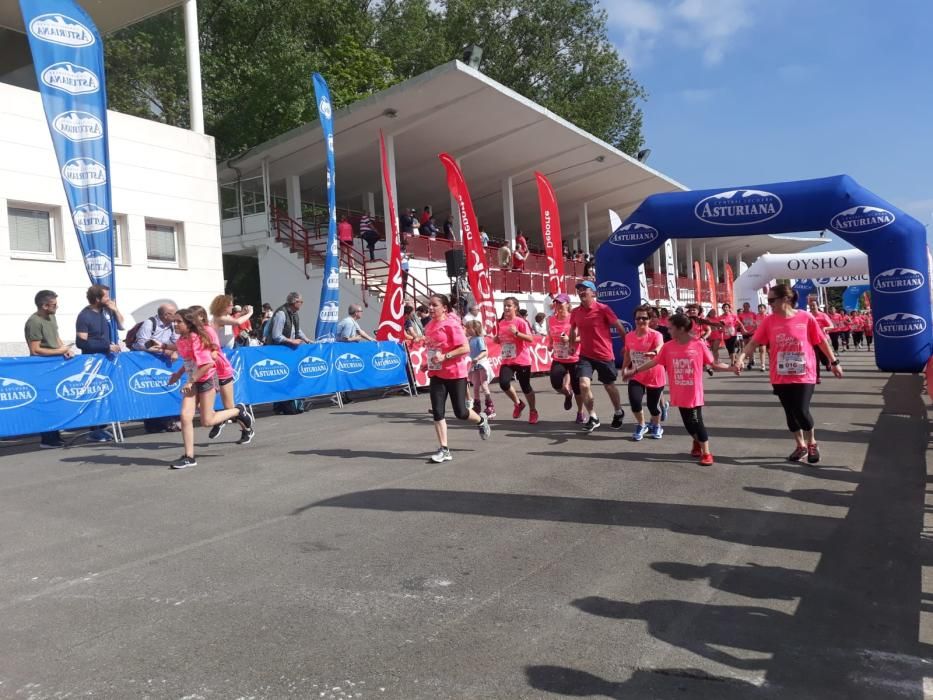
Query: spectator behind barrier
[[25, 289, 75, 448]]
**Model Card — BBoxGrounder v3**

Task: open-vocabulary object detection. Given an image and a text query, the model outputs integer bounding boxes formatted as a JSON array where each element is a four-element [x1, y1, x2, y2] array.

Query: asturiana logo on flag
[[371, 351, 401, 371], [875, 313, 927, 339], [298, 356, 329, 379], [319, 97, 332, 119], [53, 111, 103, 142], [695, 189, 783, 226], [335, 353, 364, 374], [609, 223, 659, 247], [873, 268, 925, 294], [41, 62, 100, 95], [128, 368, 175, 395], [831, 206, 896, 234], [84, 250, 112, 279], [56, 372, 114, 402], [319, 301, 339, 323], [29, 13, 95, 47], [0, 377, 38, 410], [597, 280, 632, 301], [327, 269, 340, 290], [73, 204, 110, 234], [62, 158, 106, 188], [249, 359, 290, 383]]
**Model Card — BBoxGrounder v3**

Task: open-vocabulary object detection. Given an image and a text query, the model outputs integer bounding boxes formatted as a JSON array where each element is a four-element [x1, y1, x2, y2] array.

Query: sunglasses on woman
[[635, 316, 650, 321]]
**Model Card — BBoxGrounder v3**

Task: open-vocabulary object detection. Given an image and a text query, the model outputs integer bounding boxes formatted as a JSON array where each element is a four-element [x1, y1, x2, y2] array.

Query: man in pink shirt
[[569, 280, 628, 433]]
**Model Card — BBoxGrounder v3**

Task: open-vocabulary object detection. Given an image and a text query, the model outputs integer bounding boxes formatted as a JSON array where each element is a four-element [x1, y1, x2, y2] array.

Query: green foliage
[[104, 0, 646, 158]]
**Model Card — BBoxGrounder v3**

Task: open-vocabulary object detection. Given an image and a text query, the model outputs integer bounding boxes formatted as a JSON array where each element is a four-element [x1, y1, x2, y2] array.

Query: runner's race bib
[[553, 339, 570, 360], [777, 351, 806, 376], [630, 350, 647, 368], [501, 343, 517, 360]]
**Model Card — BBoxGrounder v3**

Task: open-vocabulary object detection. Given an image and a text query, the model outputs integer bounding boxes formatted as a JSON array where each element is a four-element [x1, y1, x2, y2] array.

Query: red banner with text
[[724, 263, 735, 309], [534, 171, 565, 295], [375, 131, 405, 340], [705, 262, 717, 307]]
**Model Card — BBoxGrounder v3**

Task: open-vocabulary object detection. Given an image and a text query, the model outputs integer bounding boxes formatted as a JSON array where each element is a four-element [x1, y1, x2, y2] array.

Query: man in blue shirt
[[335, 305, 374, 342], [75, 284, 124, 442]]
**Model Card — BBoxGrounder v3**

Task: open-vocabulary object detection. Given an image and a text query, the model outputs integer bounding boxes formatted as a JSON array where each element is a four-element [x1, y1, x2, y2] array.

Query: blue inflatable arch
[[595, 175, 932, 373]]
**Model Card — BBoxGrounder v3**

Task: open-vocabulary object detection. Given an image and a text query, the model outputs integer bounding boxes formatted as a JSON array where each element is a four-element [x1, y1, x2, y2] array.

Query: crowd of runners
[[423, 281, 849, 467]]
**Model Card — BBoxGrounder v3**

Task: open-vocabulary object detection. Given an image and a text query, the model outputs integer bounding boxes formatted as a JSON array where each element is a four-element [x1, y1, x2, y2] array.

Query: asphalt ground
[[0, 351, 930, 699]]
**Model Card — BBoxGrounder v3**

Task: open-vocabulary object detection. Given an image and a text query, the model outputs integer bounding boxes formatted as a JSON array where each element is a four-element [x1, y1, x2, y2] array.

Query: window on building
[[145, 220, 178, 265], [9, 206, 54, 255], [112, 214, 128, 264]]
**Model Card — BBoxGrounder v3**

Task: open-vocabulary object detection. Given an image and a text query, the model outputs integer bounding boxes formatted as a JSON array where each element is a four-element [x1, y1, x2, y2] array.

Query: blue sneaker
[[647, 423, 664, 439], [660, 401, 669, 422], [632, 424, 648, 441], [87, 429, 113, 443]]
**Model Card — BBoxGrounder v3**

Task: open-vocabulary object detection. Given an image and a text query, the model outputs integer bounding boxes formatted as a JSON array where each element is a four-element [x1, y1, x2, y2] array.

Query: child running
[[167, 307, 254, 469], [624, 313, 732, 465], [465, 320, 495, 418], [495, 297, 538, 424]]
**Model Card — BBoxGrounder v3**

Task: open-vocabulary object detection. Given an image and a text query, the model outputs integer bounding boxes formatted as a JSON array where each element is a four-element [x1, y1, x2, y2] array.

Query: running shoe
[[171, 455, 197, 469], [529, 409, 539, 425], [632, 424, 648, 441], [575, 411, 586, 424], [660, 401, 669, 422], [208, 421, 226, 440], [484, 404, 497, 419], [512, 401, 526, 419], [787, 446, 807, 462], [647, 424, 664, 440], [759, 365, 766, 372], [690, 439, 702, 457], [563, 392, 573, 411], [87, 429, 113, 443], [582, 416, 601, 433], [610, 408, 625, 429], [807, 443, 821, 464], [237, 428, 254, 445], [699, 453, 714, 466], [478, 414, 491, 440], [39, 439, 65, 449], [236, 403, 254, 431], [430, 447, 452, 463]]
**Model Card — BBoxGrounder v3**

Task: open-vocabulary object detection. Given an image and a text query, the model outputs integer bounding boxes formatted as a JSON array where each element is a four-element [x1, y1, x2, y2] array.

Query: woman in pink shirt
[[167, 307, 253, 469], [496, 296, 538, 423], [807, 299, 835, 381], [546, 294, 584, 422], [424, 294, 491, 463], [717, 303, 745, 365], [849, 310, 865, 350], [624, 314, 733, 465], [736, 284, 842, 464], [623, 304, 667, 441]]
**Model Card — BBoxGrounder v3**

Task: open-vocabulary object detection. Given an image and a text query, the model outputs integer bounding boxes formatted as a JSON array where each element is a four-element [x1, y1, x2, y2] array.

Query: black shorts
[[194, 377, 218, 394], [577, 356, 618, 384], [218, 376, 233, 386]]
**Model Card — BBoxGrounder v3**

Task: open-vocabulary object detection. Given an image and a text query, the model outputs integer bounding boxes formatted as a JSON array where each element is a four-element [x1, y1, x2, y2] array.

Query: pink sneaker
[[512, 400, 526, 419], [484, 404, 496, 419], [529, 409, 539, 425]]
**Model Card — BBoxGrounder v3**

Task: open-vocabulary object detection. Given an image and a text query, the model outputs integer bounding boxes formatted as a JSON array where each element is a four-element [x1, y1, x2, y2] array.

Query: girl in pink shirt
[[167, 308, 253, 469], [424, 294, 491, 462], [623, 304, 667, 441], [624, 314, 733, 465], [546, 294, 584, 422], [196, 303, 248, 443], [737, 284, 842, 465], [495, 296, 538, 423]]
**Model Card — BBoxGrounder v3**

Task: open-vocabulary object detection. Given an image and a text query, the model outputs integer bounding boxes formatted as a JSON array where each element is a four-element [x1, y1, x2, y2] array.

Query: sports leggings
[[549, 361, 580, 396], [628, 380, 663, 417], [679, 406, 709, 443], [500, 364, 533, 394], [830, 332, 840, 352], [429, 376, 470, 422], [772, 383, 816, 432], [724, 336, 738, 356], [852, 331, 864, 347]]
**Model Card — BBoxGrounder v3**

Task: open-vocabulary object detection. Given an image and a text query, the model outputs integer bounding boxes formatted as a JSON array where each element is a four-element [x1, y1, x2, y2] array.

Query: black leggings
[[628, 380, 663, 416], [430, 376, 470, 422], [866, 333, 873, 348], [500, 364, 533, 394], [830, 333, 839, 352], [724, 336, 738, 356], [549, 362, 580, 396], [773, 383, 815, 432], [679, 406, 709, 443], [852, 331, 863, 347], [840, 331, 850, 348]]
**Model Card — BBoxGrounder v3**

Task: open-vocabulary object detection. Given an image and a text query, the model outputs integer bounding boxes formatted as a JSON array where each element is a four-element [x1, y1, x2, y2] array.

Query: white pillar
[[286, 175, 302, 223], [713, 247, 720, 284], [687, 239, 694, 279], [380, 137, 397, 238], [672, 240, 679, 276], [653, 249, 662, 276], [363, 191, 376, 216], [700, 242, 707, 280], [183, 0, 204, 134], [261, 158, 271, 229], [737, 251, 743, 273], [502, 177, 516, 247], [579, 202, 590, 255]]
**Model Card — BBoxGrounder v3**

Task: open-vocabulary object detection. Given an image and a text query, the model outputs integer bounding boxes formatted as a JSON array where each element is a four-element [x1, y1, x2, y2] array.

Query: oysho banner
[[312, 73, 340, 341], [20, 0, 116, 329], [0, 342, 408, 438]]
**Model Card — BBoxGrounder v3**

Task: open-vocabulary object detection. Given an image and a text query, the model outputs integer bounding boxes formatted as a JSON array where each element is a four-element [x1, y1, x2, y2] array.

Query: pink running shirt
[[719, 312, 739, 338], [655, 338, 714, 408], [625, 329, 666, 388], [738, 311, 758, 335], [497, 317, 533, 366], [570, 301, 619, 361], [424, 315, 470, 379], [752, 312, 825, 385], [176, 333, 217, 382], [547, 315, 579, 363], [205, 325, 234, 380]]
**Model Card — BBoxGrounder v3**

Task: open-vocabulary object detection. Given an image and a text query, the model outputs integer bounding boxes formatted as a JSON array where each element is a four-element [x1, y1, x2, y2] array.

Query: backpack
[[124, 316, 157, 349]]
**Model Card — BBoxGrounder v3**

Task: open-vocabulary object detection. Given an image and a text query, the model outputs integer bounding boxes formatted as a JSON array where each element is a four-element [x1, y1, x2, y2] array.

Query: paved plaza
[[0, 353, 930, 699]]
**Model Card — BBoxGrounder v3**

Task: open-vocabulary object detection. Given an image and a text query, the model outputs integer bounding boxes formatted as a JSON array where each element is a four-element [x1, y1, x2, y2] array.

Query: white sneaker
[[477, 414, 491, 441], [430, 447, 452, 463]]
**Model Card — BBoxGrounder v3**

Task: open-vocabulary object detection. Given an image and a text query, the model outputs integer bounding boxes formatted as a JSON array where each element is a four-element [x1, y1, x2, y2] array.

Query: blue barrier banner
[[312, 73, 340, 341], [0, 342, 408, 437], [20, 0, 116, 335]]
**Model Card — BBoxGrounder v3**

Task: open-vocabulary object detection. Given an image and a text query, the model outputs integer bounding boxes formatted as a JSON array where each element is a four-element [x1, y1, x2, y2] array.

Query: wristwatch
[[830, 359, 840, 366]]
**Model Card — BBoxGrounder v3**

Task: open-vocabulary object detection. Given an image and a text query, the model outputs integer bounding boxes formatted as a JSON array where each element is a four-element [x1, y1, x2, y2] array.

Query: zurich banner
[[312, 73, 340, 341], [0, 342, 408, 438], [20, 1, 116, 311]]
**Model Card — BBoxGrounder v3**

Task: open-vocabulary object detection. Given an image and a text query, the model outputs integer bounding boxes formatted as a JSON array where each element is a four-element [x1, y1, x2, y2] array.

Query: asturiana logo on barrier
[[335, 353, 364, 374], [875, 313, 927, 339], [56, 372, 114, 403], [62, 158, 106, 188], [41, 62, 99, 95], [298, 356, 329, 379], [29, 13, 95, 46], [597, 280, 631, 301], [128, 368, 175, 395], [84, 250, 112, 279], [831, 206, 895, 234], [0, 377, 38, 410], [873, 268, 925, 294], [319, 301, 339, 323], [73, 205, 110, 235], [609, 223, 659, 247], [53, 111, 103, 142], [695, 189, 783, 226], [249, 359, 290, 383], [371, 351, 401, 371]]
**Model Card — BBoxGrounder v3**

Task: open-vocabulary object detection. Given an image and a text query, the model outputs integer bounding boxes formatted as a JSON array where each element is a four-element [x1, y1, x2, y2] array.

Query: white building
[[0, 0, 216, 356]]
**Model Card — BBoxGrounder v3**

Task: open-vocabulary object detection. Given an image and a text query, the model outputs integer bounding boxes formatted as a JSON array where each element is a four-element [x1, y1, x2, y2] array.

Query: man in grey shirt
[[336, 304, 374, 342]]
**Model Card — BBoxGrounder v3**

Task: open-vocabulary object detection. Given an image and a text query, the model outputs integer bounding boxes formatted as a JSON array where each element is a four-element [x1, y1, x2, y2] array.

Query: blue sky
[[601, 0, 933, 250]]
